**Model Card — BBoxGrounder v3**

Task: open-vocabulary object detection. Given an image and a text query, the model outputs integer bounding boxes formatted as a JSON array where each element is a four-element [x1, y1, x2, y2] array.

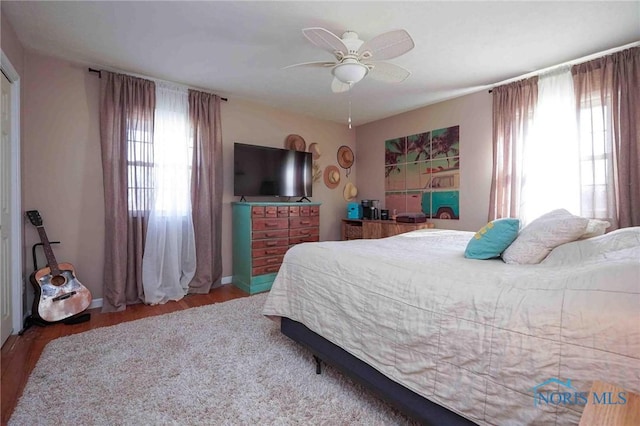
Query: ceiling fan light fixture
[[292, 27, 414, 94], [332, 61, 369, 84]]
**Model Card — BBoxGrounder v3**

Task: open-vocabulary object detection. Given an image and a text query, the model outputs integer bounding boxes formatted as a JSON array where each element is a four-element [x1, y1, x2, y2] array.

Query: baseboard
[[88, 275, 234, 310]]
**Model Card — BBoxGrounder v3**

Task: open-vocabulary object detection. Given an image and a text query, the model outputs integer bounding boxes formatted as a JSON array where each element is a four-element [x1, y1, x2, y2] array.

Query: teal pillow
[[464, 218, 520, 259]]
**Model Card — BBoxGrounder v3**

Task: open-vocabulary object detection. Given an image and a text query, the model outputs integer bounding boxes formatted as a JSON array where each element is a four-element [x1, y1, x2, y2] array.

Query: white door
[[1, 71, 13, 345]]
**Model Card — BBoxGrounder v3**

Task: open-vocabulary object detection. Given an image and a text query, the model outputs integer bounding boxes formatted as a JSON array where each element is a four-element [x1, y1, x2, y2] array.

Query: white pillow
[[542, 227, 640, 266], [579, 219, 611, 239], [502, 209, 589, 264]]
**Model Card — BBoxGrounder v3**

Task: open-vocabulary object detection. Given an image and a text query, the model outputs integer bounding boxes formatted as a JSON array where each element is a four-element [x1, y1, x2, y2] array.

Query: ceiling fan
[[285, 27, 415, 93]]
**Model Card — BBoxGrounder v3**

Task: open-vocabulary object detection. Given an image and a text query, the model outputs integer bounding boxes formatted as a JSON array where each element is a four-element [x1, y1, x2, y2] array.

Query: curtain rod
[[88, 68, 228, 102], [486, 41, 640, 94]]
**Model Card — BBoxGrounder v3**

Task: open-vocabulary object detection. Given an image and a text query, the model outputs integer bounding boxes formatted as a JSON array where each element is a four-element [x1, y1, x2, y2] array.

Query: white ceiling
[[3, 1, 639, 126]]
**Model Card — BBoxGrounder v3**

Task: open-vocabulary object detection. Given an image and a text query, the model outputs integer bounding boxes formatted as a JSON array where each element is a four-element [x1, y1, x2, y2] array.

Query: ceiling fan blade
[[283, 61, 336, 70], [302, 27, 349, 58], [331, 77, 352, 93], [358, 29, 415, 61], [367, 62, 412, 83]]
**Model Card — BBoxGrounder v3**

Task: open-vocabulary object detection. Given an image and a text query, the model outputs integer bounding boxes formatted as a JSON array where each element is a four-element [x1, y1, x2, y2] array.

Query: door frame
[[1, 50, 23, 335]]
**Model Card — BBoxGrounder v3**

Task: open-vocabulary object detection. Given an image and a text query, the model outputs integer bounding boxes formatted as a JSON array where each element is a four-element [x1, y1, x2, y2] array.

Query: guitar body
[[26, 210, 92, 324], [29, 262, 92, 323]]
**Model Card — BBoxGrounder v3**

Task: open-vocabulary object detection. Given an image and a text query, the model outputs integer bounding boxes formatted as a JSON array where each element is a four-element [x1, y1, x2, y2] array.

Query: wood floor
[[0, 284, 248, 425]]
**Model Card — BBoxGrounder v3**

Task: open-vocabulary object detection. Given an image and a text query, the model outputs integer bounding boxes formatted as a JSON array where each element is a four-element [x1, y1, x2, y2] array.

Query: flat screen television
[[234, 143, 313, 198]]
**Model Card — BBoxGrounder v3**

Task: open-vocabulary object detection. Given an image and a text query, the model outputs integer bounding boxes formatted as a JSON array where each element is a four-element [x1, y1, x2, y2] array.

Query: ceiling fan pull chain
[[348, 93, 352, 129]]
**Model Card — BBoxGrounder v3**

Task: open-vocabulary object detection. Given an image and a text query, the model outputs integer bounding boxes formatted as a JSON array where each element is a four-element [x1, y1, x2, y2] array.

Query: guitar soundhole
[[51, 275, 66, 286]]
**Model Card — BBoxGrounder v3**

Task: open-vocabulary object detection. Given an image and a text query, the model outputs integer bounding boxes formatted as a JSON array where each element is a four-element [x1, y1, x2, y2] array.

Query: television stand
[[297, 197, 311, 203], [231, 201, 321, 294]]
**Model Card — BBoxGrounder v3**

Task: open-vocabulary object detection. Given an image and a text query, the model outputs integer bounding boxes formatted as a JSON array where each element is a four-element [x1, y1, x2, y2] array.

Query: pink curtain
[[572, 46, 640, 228], [99, 72, 155, 312], [488, 77, 538, 220], [188, 90, 223, 293]]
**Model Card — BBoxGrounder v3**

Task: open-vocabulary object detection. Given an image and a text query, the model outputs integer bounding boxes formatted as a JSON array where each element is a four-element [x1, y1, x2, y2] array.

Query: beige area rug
[[10, 293, 415, 425]]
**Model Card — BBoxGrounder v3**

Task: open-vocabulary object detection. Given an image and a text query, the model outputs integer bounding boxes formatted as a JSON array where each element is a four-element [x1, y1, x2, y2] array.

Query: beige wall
[[355, 91, 493, 232], [22, 53, 105, 303], [20, 50, 355, 302]]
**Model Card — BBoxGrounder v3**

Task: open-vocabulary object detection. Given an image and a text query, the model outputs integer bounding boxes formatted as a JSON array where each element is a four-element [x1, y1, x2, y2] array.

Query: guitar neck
[[36, 226, 61, 276]]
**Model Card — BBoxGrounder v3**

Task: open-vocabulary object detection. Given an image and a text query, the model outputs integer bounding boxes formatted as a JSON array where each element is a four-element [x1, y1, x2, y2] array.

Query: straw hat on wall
[[337, 145, 354, 169], [308, 142, 321, 160], [285, 134, 306, 151], [343, 182, 358, 201], [323, 165, 340, 189]]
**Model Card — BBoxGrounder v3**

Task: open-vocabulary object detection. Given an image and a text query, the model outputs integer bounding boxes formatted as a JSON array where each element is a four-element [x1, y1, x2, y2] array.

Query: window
[[126, 86, 193, 216], [578, 95, 615, 220], [492, 47, 638, 228], [127, 128, 154, 214]]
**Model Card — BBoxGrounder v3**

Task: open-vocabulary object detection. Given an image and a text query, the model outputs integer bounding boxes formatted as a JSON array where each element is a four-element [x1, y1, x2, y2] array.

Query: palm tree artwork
[[431, 126, 460, 168], [406, 131, 431, 163], [385, 137, 406, 178], [384, 125, 460, 220]]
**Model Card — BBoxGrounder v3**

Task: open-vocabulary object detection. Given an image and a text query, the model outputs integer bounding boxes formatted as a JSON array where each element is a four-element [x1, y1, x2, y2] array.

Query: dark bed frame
[[281, 317, 477, 425]]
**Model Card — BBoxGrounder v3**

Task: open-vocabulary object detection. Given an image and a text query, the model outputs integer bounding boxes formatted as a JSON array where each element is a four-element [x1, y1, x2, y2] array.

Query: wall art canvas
[[384, 125, 460, 219]]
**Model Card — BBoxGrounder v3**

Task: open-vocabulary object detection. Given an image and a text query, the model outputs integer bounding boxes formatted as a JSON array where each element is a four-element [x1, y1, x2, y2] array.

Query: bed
[[262, 227, 640, 425]]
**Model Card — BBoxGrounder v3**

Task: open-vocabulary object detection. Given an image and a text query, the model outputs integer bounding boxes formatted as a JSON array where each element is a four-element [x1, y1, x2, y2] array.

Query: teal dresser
[[232, 202, 321, 294]]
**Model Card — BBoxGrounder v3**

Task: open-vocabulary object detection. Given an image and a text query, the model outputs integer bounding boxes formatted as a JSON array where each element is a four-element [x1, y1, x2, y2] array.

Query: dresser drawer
[[288, 205, 319, 216], [251, 238, 289, 249], [252, 217, 289, 231], [277, 206, 290, 217], [289, 235, 320, 245], [252, 255, 285, 268], [252, 246, 288, 258], [251, 206, 280, 218], [251, 206, 265, 217], [289, 227, 319, 238], [252, 229, 289, 240], [289, 216, 320, 229], [252, 264, 282, 276], [265, 206, 278, 217]]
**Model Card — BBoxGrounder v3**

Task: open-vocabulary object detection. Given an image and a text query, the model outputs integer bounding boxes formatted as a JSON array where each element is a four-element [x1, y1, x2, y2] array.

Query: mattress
[[262, 229, 640, 425]]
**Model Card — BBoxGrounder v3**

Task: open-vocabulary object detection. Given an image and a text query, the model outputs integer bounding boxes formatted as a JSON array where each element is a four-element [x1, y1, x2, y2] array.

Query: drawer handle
[[299, 221, 310, 225], [265, 249, 278, 255], [266, 258, 280, 264], [265, 233, 277, 237], [266, 241, 278, 247], [300, 231, 310, 236], [266, 266, 279, 273], [265, 222, 279, 227]]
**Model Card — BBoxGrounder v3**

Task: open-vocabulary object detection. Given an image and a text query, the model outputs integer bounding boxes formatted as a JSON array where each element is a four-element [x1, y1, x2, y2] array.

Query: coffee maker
[[361, 200, 380, 220]]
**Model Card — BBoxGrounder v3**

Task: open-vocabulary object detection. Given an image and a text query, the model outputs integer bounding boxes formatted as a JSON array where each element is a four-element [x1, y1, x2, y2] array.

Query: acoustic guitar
[[26, 210, 92, 323]]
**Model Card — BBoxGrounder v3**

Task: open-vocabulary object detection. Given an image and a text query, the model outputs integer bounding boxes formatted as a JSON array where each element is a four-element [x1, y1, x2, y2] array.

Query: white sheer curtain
[[142, 83, 196, 304], [520, 67, 581, 224]]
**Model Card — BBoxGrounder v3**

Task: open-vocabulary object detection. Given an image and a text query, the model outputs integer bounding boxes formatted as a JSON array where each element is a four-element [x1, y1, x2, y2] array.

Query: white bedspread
[[263, 229, 640, 425]]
